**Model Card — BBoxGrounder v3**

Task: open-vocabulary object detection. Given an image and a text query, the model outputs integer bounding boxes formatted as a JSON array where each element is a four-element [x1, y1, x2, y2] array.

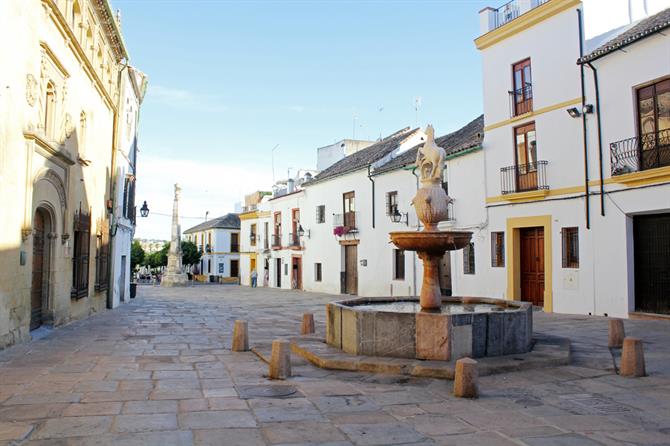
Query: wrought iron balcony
[[610, 129, 670, 176], [509, 84, 533, 117], [288, 233, 301, 248], [500, 161, 549, 194], [271, 234, 282, 249], [333, 211, 358, 232], [490, 0, 550, 30], [230, 243, 239, 253]]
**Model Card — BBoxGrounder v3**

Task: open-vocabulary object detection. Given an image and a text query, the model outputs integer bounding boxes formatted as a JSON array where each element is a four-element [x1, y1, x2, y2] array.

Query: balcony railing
[[271, 234, 282, 249], [333, 211, 358, 232], [288, 233, 301, 248], [509, 84, 533, 117], [491, 0, 550, 30], [230, 243, 239, 253], [610, 129, 670, 176], [501, 161, 548, 194]]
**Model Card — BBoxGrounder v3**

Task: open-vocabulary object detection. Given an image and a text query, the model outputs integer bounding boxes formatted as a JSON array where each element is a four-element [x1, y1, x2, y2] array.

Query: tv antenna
[[414, 96, 422, 127]]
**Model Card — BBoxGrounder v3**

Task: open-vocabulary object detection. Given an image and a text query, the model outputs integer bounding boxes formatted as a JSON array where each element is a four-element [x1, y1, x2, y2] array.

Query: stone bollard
[[231, 320, 249, 352], [453, 357, 478, 398], [620, 337, 645, 377], [301, 313, 315, 335], [608, 319, 625, 348], [268, 339, 291, 380]]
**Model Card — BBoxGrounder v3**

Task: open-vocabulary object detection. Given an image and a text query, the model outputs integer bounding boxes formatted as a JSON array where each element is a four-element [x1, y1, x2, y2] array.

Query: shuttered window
[[491, 232, 505, 267], [463, 242, 475, 275]]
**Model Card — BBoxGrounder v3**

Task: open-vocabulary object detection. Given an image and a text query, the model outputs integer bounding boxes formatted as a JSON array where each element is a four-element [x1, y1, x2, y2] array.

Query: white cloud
[[134, 153, 272, 240], [147, 84, 227, 112]]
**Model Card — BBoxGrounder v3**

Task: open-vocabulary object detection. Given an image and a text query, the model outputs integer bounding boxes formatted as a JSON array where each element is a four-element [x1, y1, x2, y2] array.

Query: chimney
[[287, 178, 295, 194]]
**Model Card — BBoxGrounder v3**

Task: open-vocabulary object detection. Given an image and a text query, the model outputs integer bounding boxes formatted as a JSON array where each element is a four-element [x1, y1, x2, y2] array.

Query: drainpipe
[[585, 62, 605, 217], [577, 8, 591, 229], [367, 165, 375, 229]]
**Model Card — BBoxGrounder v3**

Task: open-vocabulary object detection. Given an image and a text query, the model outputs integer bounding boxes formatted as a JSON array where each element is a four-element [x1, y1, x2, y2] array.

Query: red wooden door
[[31, 210, 45, 330], [520, 227, 544, 306]]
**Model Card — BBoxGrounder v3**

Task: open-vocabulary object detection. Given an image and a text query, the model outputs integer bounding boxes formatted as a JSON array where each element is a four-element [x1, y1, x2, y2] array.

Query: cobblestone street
[[1, 285, 670, 445]]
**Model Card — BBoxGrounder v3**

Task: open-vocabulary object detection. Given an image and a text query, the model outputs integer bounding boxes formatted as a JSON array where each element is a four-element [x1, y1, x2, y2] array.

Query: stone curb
[[290, 335, 570, 380]]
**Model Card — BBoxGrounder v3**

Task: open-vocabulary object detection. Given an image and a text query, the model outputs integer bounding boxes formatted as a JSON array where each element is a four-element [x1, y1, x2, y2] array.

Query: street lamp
[[298, 224, 310, 238], [139, 201, 149, 218], [390, 208, 408, 226]]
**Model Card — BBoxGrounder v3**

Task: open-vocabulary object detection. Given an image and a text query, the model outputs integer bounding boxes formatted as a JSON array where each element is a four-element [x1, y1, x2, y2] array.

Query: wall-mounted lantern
[[139, 201, 150, 218]]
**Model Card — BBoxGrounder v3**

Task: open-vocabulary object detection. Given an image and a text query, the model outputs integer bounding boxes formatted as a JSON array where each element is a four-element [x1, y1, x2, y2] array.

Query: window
[[512, 58, 532, 116], [637, 78, 670, 170], [122, 176, 135, 222], [463, 242, 475, 275], [491, 232, 505, 267], [441, 165, 448, 195], [250, 224, 257, 246], [207, 259, 211, 274], [218, 263, 224, 274], [44, 82, 56, 138], [386, 191, 398, 216], [273, 213, 281, 247], [95, 219, 109, 291], [393, 249, 405, 280], [316, 205, 325, 224], [231, 233, 239, 252], [514, 122, 538, 192], [71, 0, 81, 32], [264, 221, 269, 249], [72, 208, 91, 299], [315, 263, 322, 282], [562, 227, 579, 268], [343, 191, 355, 228]]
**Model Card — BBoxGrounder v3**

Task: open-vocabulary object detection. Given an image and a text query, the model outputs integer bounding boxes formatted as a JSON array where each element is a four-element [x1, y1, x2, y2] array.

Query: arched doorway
[[31, 208, 51, 330]]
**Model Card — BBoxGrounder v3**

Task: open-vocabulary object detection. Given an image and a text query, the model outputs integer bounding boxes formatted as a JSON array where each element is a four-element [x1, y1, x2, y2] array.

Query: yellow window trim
[[506, 215, 553, 313], [484, 98, 582, 132], [475, 0, 581, 50]]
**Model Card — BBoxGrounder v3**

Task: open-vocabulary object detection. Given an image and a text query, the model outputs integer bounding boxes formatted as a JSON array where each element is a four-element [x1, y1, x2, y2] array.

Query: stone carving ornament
[[26, 74, 38, 106]]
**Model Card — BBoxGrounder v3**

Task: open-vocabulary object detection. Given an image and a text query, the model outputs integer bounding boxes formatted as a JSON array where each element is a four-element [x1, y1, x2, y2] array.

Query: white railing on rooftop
[[480, 0, 551, 34]]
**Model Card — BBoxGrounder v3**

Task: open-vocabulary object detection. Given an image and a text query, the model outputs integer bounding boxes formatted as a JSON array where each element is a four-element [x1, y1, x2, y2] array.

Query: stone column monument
[[161, 183, 188, 287]]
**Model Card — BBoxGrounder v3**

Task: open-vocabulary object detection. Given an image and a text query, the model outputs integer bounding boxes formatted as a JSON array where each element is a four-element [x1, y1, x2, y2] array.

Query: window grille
[[72, 206, 91, 299], [463, 242, 475, 275], [491, 232, 505, 267], [562, 227, 579, 268]]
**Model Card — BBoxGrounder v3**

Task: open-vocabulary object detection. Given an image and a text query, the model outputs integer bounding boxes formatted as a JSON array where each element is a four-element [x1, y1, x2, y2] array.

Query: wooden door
[[634, 214, 670, 314], [250, 258, 257, 284], [520, 227, 544, 306], [292, 256, 302, 290], [344, 245, 358, 295], [275, 258, 282, 288], [31, 210, 46, 330]]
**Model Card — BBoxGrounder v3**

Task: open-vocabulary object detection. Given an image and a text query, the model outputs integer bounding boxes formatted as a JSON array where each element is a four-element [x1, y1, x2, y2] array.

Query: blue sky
[[117, 0, 490, 239]]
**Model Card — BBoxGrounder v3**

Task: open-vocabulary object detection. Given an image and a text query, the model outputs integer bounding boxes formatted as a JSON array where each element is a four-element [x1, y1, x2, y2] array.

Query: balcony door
[[291, 208, 300, 246], [637, 79, 670, 170], [343, 191, 355, 228], [514, 122, 537, 192], [512, 59, 532, 116]]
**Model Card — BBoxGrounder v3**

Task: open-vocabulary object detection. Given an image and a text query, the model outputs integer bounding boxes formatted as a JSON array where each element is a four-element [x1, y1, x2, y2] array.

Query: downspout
[[367, 165, 375, 229], [107, 60, 129, 310], [577, 8, 590, 229], [585, 62, 605, 216]]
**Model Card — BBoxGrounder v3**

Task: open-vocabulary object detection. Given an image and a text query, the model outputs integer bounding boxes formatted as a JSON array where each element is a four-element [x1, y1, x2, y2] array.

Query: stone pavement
[[1, 284, 669, 445]]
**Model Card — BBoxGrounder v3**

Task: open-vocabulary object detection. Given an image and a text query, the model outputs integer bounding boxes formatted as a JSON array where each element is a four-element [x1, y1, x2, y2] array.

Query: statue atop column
[[162, 183, 188, 287]]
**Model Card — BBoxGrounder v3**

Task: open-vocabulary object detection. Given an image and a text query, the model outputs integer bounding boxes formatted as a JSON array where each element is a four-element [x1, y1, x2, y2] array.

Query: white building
[[183, 214, 241, 282], [316, 139, 376, 171], [462, 0, 670, 317], [109, 66, 146, 307]]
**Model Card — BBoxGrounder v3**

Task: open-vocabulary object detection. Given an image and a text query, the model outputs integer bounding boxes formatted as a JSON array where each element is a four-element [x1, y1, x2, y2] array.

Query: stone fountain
[[326, 125, 532, 362]]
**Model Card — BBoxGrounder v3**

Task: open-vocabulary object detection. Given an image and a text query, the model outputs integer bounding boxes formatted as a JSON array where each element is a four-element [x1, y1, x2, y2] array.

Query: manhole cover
[[236, 385, 300, 399]]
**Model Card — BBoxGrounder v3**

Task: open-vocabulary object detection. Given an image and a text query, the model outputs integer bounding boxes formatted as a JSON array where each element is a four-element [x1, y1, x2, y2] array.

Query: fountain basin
[[326, 297, 532, 361], [389, 230, 472, 255]]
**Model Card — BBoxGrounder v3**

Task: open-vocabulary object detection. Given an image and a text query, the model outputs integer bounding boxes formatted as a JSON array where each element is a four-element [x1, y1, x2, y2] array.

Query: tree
[[156, 242, 169, 267], [130, 240, 145, 271], [182, 240, 202, 267]]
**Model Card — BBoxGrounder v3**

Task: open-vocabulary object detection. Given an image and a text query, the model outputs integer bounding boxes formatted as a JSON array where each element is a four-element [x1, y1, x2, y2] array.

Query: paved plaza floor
[[1, 285, 670, 445]]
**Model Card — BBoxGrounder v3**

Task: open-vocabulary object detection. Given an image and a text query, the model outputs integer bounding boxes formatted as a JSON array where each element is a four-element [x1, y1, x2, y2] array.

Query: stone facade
[[0, 0, 142, 348]]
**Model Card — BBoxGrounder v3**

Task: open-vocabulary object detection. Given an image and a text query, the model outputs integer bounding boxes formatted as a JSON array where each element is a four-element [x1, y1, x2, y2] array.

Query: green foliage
[[130, 240, 145, 271], [181, 240, 202, 266]]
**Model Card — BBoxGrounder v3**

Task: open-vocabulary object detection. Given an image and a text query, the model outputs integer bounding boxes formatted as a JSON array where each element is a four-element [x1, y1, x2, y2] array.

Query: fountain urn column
[[418, 251, 443, 310], [162, 183, 189, 287]]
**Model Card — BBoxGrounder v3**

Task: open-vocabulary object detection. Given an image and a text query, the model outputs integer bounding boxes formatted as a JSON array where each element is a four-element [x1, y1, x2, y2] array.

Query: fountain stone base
[[326, 297, 532, 361]]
